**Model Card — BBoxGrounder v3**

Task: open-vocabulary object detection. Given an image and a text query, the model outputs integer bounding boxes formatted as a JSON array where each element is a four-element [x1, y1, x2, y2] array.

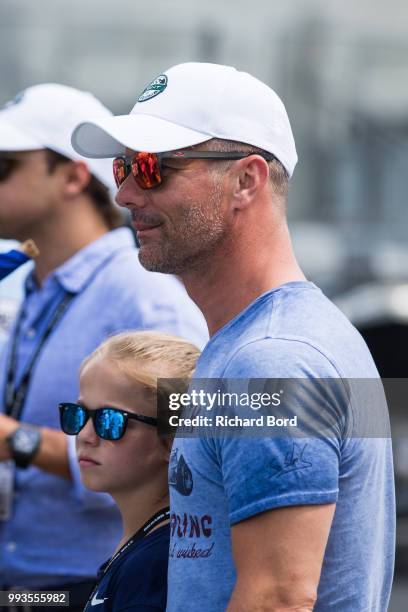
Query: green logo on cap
[[138, 74, 168, 103]]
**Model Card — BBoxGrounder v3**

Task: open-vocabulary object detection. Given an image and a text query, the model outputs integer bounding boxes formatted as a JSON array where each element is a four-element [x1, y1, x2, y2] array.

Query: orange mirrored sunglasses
[[112, 150, 275, 190]]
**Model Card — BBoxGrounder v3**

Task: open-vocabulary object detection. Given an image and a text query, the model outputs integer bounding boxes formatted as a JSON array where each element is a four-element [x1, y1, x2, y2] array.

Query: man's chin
[[138, 245, 176, 274]]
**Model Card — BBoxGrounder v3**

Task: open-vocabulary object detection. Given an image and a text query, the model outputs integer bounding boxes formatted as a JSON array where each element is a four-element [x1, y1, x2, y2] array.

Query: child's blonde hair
[[80, 330, 200, 392]]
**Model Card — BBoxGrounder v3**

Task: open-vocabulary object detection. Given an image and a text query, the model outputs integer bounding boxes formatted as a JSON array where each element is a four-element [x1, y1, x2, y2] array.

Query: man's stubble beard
[[138, 181, 227, 275]]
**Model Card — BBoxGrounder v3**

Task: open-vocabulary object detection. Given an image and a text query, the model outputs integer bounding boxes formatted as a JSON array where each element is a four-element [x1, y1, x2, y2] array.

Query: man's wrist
[[6, 425, 42, 468]]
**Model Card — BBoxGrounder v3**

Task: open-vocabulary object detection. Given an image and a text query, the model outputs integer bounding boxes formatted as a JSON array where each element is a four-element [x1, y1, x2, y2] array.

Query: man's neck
[[181, 225, 306, 337], [29, 214, 109, 286]]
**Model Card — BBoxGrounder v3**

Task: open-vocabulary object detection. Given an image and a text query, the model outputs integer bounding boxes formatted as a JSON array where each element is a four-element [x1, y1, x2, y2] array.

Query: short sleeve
[[212, 338, 347, 524]]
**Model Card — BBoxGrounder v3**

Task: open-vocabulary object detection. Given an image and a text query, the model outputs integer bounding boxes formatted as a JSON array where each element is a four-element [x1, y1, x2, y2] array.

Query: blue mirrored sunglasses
[[59, 402, 157, 441]]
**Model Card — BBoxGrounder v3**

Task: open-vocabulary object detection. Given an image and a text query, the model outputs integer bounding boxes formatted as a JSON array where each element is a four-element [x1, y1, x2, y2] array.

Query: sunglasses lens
[[60, 404, 87, 435], [113, 157, 128, 187], [0, 158, 18, 182], [94, 408, 126, 440], [132, 152, 162, 189]]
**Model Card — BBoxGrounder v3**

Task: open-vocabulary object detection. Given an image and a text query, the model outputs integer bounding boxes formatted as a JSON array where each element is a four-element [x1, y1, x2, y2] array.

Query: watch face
[[13, 428, 39, 453]]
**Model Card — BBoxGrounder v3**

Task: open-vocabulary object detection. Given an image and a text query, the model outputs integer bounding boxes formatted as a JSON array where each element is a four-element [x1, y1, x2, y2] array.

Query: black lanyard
[[85, 506, 170, 608], [4, 292, 75, 420]]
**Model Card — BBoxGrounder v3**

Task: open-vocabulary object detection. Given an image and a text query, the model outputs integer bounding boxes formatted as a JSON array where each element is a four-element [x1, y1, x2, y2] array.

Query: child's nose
[[77, 417, 99, 446]]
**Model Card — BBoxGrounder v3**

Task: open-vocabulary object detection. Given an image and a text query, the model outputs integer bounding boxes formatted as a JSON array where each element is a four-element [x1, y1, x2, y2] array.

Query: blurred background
[[1, 0, 407, 608]]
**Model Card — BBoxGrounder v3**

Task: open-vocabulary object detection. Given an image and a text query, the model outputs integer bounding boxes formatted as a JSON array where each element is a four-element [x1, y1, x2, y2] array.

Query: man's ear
[[231, 156, 270, 209], [61, 161, 91, 198]]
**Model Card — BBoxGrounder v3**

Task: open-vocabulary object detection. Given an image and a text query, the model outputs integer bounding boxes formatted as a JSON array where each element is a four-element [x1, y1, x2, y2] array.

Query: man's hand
[[227, 503, 336, 611], [0, 414, 19, 461], [0, 414, 71, 479]]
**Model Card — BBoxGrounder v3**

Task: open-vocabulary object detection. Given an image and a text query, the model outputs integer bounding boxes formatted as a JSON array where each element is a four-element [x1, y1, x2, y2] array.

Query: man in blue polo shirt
[[0, 84, 206, 610], [72, 63, 395, 611]]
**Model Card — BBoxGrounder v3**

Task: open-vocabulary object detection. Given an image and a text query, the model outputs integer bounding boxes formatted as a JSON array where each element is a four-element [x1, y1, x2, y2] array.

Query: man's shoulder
[[222, 337, 341, 378], [71, 241, 207, 345], [199, 284, 377, 378]]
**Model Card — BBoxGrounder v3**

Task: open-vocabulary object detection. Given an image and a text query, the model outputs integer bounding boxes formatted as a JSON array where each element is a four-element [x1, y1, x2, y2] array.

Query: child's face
[[76, 355, 167, 495]]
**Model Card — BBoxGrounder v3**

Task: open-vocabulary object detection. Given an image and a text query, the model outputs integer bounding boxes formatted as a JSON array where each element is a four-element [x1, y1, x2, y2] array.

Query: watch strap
[[7, 426, 41, 469]]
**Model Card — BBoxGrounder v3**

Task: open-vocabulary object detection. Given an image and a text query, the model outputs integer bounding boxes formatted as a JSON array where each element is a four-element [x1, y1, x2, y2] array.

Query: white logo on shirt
[[91, 592, 107, 606]]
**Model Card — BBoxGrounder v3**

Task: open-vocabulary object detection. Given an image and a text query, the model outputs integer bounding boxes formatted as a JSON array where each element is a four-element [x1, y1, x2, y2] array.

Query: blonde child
[[59, 331, 200, 612]]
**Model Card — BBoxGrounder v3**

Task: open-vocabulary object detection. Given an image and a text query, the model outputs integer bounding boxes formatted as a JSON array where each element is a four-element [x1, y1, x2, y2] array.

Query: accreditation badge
[[0, 460, 15, 520]]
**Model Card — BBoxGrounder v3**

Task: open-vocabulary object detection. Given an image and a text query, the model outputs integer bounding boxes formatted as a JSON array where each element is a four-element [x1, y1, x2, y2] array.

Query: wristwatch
[[6, 426, 42, 468]]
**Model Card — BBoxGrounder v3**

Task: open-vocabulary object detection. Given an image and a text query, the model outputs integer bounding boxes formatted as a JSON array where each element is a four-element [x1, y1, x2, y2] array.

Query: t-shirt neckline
[[208, 280, 317, 344]]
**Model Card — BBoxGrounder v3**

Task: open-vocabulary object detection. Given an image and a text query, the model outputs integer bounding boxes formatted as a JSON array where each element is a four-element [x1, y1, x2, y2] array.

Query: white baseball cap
[[71, 62, 298, 178], [0, 84, 115, 189]]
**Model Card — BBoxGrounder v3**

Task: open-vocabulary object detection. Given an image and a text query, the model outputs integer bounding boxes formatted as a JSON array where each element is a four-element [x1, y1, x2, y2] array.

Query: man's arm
[[0, 414, 71, 480], [227, 503, 336, 612]]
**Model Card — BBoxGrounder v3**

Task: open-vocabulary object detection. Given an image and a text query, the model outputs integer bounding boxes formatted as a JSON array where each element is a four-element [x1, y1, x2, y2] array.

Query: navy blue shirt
[[0, 249, 29, 281], [84, 524, 169, 612]]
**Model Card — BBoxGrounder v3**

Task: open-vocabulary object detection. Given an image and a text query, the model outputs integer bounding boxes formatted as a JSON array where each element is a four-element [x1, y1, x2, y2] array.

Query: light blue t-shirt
[[167, 281, 395, 612]]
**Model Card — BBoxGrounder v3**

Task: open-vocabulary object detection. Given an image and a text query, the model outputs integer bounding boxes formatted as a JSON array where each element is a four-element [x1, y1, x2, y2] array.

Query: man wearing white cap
[[72, 63, 395, 611], [0, 83, 206, 609]]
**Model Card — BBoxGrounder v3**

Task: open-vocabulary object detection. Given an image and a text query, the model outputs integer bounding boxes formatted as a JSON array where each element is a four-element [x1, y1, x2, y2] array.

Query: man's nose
[[115, 174, 146, 209]]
